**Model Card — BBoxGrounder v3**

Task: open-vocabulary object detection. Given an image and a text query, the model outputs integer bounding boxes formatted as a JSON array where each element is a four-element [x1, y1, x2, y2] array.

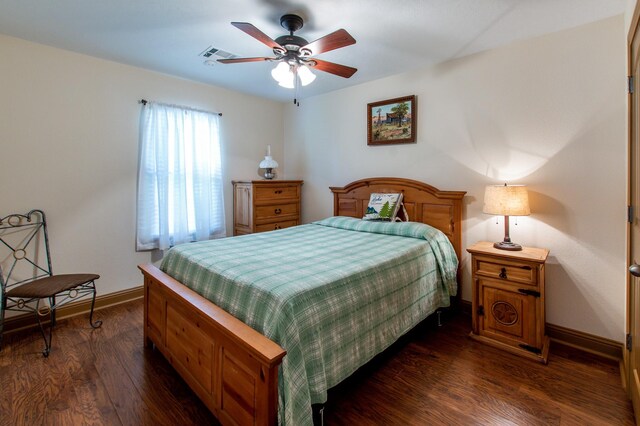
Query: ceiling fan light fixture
[[272, 63, 295, 88], [298, 65, 316, 86], [271, 62, 290, 82], [278, 74, 295, 89]]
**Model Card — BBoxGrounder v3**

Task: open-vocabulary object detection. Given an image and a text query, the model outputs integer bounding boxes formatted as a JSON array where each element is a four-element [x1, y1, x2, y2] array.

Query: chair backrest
[[0, 209, 52, 294]]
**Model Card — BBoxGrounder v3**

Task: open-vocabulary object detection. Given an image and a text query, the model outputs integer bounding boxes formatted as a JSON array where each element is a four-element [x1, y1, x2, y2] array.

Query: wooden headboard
[[330, 177, 466, 260]]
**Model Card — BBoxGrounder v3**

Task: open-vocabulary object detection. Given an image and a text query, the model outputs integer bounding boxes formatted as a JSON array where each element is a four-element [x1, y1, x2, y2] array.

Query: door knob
[[630, 264, 640, 277]]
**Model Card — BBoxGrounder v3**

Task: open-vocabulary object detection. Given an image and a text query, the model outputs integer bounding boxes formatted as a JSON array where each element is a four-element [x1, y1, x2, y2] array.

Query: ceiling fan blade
[[300, 29, 356, 55], [310, 59, 357, 78], [231, 22, 285, 51], [217, 57, 277, 64]]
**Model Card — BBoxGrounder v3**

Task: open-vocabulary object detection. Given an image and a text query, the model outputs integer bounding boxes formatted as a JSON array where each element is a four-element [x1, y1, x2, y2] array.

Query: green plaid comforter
[[160, 216, 458, 425]]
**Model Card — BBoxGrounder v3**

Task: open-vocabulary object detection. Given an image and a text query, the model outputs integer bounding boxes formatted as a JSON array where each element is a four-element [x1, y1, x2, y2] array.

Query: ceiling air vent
[[199, 46, 237, 60]]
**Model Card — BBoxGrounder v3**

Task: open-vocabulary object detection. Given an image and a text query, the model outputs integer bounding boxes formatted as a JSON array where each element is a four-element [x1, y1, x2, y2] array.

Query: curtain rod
[[138, 99, 222, 116]]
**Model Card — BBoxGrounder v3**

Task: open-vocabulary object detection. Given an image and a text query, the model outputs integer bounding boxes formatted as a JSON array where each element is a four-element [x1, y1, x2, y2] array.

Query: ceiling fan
[[218, 14, 357, 104]]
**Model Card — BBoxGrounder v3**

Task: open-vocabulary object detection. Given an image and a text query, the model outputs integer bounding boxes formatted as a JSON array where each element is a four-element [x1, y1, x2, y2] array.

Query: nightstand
[[467, 241, 550, 364]]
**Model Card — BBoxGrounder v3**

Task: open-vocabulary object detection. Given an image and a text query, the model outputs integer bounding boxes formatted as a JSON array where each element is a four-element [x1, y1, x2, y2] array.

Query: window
[[136, 101, 225, 251]]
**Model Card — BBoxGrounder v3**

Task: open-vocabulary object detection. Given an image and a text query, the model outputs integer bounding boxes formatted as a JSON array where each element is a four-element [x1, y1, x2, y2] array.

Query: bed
[[138, 177, 465, 426]]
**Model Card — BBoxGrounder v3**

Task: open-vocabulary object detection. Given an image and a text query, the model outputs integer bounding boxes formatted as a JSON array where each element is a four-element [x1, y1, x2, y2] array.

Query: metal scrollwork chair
[[0, 209, 102, 357]]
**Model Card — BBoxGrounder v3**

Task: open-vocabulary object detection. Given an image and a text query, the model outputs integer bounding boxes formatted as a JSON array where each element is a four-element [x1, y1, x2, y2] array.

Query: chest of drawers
[[232, 180, 303, 235]]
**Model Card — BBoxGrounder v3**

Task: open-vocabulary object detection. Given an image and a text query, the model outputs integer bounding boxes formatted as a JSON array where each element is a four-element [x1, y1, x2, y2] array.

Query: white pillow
[[363, 193, 403, 221]]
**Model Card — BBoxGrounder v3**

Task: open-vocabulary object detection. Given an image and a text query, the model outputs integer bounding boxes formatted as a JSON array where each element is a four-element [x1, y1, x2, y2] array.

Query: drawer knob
[[499, 268, 507, 279], [275, 224, 281, 229], [275, 208, 282, 214], [275, 190, 282, 194]]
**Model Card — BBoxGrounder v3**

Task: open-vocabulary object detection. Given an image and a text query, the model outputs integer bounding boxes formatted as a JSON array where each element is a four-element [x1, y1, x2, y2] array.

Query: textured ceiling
[[0, 0, 625, 102]]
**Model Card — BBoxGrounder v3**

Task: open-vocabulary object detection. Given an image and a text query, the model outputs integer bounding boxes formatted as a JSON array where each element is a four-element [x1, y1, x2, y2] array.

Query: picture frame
[[367, 95, 416, 146]]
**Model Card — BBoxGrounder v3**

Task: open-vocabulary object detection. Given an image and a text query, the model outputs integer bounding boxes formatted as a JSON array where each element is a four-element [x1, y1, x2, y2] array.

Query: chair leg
[[88, 281, 102, 329], [0, 294, 5, 351], [35, 298, 53, 357], [51, 294, 57, 327]]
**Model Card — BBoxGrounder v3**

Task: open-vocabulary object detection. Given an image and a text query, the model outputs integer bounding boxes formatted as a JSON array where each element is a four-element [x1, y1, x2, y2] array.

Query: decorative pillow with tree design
[[363, 193, 403, 221]]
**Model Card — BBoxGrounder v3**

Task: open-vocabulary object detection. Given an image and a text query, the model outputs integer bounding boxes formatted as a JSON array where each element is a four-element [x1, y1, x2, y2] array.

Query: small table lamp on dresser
[[259, 145, 279, 180]]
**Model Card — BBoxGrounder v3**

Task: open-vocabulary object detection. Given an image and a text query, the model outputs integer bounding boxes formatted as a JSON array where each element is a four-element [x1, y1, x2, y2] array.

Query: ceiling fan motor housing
[[280, 14, 304, 33], [275, 15, 310, 56], [275, 35, 309, 52]]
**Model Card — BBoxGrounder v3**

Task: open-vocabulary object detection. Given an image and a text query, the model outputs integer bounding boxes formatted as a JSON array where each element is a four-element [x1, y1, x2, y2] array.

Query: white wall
[[0, 34, 284, 296], [283, 16, 627, 341], [627, 0, 638, 32]]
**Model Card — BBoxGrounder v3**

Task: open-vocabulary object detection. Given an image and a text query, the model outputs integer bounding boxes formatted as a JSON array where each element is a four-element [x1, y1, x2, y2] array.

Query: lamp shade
[[259, 156, 279, 168], [271, 62, 290, 82], [483, 185, 530, 216], [297, 65, 316, 86], [259, 144, 279, 169], [278, 78, 295, 89]]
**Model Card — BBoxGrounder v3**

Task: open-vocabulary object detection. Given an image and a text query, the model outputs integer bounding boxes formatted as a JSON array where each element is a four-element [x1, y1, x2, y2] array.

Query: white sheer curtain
[[136, 101, 225, 251]]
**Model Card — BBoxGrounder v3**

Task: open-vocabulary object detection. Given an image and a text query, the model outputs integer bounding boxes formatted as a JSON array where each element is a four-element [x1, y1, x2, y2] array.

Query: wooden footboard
[[138, 264, 286, 426]]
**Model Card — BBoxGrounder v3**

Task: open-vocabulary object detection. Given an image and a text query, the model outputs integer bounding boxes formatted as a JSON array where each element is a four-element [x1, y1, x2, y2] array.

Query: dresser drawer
[[255, 220, 298, 232], [255, 203, 298, 221], [474, 256, 537, 285], [254, 185, 299, 202]]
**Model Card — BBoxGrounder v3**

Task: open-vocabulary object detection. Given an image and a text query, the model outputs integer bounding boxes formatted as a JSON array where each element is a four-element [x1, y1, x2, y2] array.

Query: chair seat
[[6, 273, 100, 298]]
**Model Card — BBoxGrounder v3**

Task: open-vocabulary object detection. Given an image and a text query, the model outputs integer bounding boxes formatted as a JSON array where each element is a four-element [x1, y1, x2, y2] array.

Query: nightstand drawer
[[475, 256, 537, 285], [254, 185, 299, 202], [255, 220, 298, 232], [255, 203, 298, 221]]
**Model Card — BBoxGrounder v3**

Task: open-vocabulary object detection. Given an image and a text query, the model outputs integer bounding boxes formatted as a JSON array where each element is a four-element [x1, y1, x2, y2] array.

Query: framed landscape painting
[[367, 95, 416, 146]]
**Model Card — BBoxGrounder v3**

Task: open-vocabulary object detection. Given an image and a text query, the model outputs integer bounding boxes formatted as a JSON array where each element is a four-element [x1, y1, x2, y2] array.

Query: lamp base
[[493, 241, 523, 251], [264, 168, 275, 180]]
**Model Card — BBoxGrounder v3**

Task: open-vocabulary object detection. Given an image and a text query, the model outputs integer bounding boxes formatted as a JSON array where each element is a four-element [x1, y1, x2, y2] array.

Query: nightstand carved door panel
[[479, 281, 536, 348]]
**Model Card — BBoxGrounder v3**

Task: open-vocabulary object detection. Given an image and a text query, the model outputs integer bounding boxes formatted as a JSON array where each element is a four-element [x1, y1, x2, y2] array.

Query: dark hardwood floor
[[0, 299, 634, 425]]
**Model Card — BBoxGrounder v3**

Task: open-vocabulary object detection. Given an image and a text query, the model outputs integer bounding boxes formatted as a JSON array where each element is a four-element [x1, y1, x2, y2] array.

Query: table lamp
[[483, 184, 530, 251], [259, 145, 279, 179]]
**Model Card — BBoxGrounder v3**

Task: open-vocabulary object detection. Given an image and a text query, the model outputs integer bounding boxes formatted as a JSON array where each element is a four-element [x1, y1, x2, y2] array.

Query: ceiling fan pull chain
[[294, 67, 300, 106]]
